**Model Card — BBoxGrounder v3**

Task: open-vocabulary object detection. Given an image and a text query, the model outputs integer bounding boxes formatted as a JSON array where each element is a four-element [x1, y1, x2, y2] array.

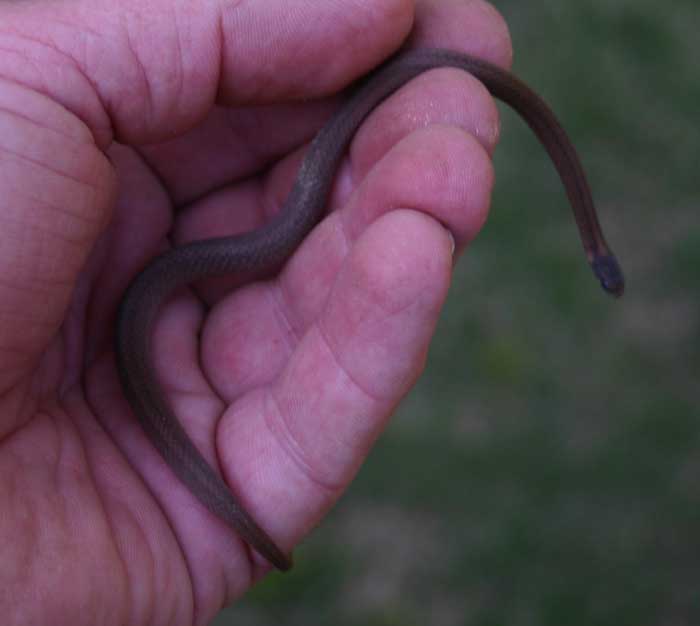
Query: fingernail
[[445, 228, 456, 257]]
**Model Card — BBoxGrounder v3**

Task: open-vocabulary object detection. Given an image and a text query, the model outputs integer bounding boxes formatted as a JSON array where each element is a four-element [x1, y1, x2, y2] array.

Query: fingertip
[[351, 209, 454, 302], [323, 208, 454, 400], [349, 64, 501, 172], [345, 125, 495, 252], [220, 0, 416, 103], [410, 0, 513, 70]]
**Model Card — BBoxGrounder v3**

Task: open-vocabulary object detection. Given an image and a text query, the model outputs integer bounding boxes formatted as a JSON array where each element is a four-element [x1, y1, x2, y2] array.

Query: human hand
[[0, 0, 511, 624]]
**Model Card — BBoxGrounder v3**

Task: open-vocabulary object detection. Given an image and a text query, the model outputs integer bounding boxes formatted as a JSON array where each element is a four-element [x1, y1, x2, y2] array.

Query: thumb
[[0, 0, 412, 389], [0, 0, 414, 146]]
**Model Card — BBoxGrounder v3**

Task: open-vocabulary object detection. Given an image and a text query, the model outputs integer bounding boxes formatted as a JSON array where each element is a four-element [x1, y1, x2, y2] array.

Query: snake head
[[592, 254, 625, 297]]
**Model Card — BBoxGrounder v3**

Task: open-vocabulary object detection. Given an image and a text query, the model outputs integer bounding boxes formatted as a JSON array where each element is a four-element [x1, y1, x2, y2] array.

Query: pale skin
[[0, 0, 512, 624]]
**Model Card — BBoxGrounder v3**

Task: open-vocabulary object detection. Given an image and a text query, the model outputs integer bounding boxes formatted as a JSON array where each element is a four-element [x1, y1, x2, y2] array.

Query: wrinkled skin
[[0, 0, 510, 624]]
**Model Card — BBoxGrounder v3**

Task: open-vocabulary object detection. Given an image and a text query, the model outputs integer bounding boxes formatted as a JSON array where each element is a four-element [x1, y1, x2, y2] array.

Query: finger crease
[[316, 318, 385, 405], [265, 387, 342, 495]]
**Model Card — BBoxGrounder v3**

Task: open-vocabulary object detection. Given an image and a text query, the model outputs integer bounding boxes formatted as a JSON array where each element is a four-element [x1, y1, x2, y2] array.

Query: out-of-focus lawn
[[215, 1, 700, 624]]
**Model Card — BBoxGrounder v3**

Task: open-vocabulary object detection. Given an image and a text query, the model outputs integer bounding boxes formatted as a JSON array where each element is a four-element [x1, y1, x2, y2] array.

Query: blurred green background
[[215, 1, 699, 624]]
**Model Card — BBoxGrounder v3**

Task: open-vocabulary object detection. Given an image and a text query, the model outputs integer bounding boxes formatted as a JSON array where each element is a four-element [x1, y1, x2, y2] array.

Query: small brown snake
[[115, 49, 625, 572]]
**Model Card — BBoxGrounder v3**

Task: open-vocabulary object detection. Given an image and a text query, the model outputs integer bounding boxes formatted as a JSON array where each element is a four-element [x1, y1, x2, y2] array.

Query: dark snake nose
[[592, 254, 625, 297]]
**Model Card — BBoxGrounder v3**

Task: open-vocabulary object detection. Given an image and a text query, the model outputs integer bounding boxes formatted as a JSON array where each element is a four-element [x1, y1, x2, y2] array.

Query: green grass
[[215, 2, 700, 624]]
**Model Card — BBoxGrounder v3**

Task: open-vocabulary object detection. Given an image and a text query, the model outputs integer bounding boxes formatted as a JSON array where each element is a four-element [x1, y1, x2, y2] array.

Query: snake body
[[115, 49, 624, 572]]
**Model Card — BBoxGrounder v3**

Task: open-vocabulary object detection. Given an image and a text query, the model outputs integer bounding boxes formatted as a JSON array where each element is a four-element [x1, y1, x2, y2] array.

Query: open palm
[[0, 0, 510, 624]]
